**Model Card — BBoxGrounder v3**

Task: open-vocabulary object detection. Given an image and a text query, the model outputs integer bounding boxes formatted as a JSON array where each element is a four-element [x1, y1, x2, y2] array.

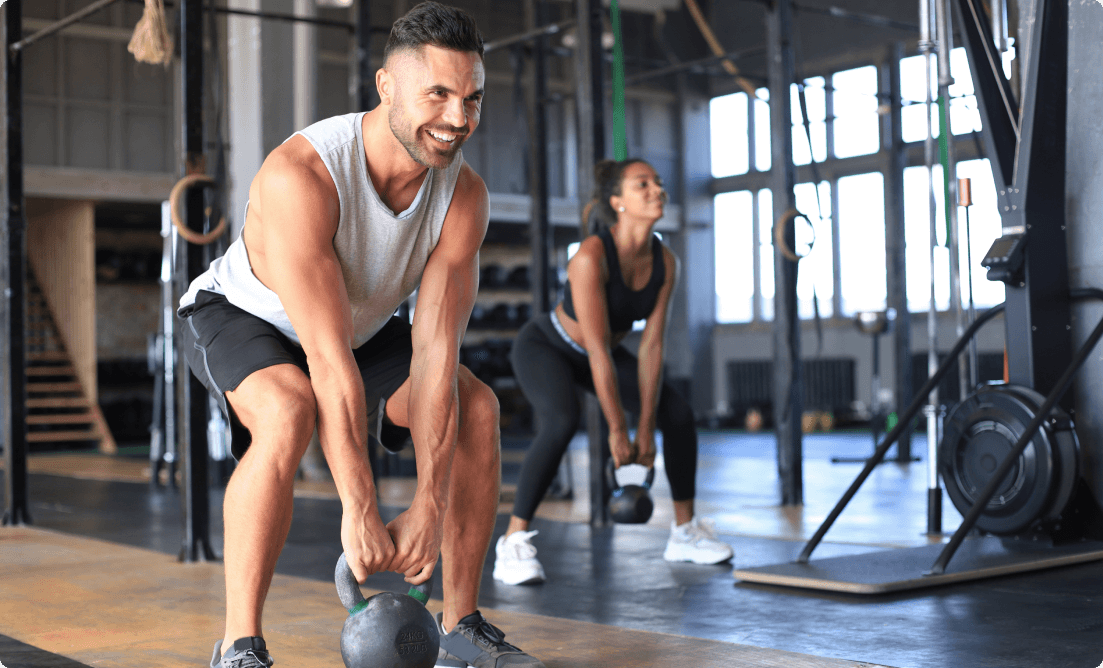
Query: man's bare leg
[[220, 364, 317, 653], [386, 366, 500, 631]]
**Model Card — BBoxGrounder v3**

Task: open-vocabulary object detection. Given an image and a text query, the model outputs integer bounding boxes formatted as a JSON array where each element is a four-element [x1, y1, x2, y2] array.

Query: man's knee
[[458, 366, 500, 457], [231, 369, 317, 461]]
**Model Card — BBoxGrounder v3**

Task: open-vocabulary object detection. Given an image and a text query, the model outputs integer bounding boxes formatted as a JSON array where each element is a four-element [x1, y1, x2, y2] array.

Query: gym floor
[[2, 431, 1101, 667]]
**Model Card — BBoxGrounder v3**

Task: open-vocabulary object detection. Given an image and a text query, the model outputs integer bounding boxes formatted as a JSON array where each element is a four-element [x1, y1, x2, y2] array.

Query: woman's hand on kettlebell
[[341, 507, 396, 583], [609, 429, 637, 468], [635, 430, 657, 469], [385, 498, 444, 585]]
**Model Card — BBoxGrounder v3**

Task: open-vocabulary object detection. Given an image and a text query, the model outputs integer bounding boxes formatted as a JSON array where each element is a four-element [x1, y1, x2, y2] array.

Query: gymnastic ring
[[773, 208, 814, 263], [169, 173, 228, 246]]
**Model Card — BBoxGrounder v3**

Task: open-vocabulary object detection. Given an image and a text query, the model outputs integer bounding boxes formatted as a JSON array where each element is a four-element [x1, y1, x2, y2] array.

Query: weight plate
[[939, 384, 1072, 535]]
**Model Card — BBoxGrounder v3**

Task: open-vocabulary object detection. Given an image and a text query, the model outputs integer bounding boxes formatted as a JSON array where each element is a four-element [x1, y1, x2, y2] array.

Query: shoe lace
[[463, 616, 522, 654], [508, 530, 539, 559], [686, 517, 719, 543], [224, 650, 274, 668]]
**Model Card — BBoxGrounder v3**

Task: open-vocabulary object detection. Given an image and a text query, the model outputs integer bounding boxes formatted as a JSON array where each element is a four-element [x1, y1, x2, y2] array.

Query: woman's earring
[[618, 206, 625, 212]]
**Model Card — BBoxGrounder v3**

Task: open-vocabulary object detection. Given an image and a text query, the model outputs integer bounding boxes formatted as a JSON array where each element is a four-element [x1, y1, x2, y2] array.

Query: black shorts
[[179, 290, 413, 460]]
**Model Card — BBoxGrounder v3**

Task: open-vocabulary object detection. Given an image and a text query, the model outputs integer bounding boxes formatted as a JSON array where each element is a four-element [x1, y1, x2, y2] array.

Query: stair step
[[26, 413, 94, 425], [28, 351, 69, 362], [27, 366, 75, 376], [28, 381, 83, 393], [27, 430, 102, 443], [27, 397, 91, 409]]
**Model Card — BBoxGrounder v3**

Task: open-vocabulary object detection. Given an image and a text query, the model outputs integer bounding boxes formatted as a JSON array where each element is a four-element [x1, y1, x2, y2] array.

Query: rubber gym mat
[[0, 634, 94, 668], [734, 536, 1103, 594]]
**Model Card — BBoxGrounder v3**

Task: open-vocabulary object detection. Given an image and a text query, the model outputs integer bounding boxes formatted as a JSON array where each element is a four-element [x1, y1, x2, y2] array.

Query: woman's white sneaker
[[663, 517, 734, 564], [492, 530, 546, 585]]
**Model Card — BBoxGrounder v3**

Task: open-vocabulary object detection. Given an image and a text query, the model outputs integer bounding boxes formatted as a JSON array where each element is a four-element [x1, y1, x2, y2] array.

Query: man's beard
[[389, 105, 466, 169]]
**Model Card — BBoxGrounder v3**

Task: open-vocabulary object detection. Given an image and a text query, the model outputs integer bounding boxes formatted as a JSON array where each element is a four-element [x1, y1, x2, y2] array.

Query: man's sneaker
[[492, 530, 546, 585], [435, 611, 545, 668], [209, 637, 274, 668], [663, 517, 734, 565]]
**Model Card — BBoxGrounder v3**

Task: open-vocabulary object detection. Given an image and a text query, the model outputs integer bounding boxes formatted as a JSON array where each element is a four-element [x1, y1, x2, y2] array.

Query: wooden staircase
[[25, 270, 116, 453]]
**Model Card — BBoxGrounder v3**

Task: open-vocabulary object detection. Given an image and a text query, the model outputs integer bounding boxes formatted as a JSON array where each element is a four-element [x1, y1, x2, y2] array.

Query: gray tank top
[[179, 112, 464, 348]]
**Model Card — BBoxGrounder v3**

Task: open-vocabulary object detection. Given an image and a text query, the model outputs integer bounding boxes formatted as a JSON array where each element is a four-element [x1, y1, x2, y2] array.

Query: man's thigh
[[179, 290, 308, 460]]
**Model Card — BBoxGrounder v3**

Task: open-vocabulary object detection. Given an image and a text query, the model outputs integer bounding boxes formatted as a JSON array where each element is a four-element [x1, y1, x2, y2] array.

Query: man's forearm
[[407, 349, 461, 510], [311, 355, 377, 508]]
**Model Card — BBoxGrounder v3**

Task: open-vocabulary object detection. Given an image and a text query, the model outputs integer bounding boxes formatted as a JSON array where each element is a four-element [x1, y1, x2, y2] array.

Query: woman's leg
[[508, 320, 585, 530]]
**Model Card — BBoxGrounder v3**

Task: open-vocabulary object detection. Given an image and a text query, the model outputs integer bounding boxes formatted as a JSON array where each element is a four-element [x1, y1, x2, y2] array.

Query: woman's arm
[[568, 238, 635, 467], [634, 246, 679, 468]]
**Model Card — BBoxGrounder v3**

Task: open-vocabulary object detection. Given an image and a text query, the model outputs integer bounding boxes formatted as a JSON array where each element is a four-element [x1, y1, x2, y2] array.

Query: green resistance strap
[[937, 95, 952, 247], [611, 0, 627, 160]]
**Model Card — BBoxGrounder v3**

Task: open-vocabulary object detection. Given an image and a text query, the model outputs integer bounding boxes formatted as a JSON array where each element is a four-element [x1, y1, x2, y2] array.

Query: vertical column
[[526, 0, 551, 314], [356, 0, 373, 112], [767, 0, 802, 506], [180, 0, 216, 562], [227, 0, 264, 240], [575, 0, 609, 527], [2, 0, 30, 527], [883, 42, 912, 460], [293, 0, 318, 130]]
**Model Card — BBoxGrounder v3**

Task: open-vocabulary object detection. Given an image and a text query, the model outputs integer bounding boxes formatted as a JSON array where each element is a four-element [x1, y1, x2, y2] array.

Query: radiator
[[726, 358, 856, 415]]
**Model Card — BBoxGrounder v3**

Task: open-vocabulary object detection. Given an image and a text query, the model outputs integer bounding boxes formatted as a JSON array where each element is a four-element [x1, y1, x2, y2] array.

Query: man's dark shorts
[[179, 290, 412, 461]]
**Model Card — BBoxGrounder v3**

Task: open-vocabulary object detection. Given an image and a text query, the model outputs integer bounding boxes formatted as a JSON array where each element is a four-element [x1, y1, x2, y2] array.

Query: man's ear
[[376, 68, 393, 106]]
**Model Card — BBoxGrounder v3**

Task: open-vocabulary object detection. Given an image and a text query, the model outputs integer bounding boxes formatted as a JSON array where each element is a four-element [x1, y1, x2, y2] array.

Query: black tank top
[[561, 228, 666, 334]]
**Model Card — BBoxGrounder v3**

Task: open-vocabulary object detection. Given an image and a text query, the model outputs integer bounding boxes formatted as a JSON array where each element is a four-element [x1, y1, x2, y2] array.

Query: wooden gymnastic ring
[[773, 208, 813, 263], [170, 173, 228, 246]]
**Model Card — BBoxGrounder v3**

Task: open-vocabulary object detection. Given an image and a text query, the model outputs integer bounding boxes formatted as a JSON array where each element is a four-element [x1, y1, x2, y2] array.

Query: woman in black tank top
[[491, 159, 733, 586]]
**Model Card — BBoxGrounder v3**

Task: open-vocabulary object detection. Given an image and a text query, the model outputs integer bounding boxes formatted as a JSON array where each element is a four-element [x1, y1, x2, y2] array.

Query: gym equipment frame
[[735, 0, 1103, 593]]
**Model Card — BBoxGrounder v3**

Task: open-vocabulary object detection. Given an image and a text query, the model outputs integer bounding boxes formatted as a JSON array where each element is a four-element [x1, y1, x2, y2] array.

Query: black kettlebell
[[605, 459, 656, 524], [335, 553, 440, 668]]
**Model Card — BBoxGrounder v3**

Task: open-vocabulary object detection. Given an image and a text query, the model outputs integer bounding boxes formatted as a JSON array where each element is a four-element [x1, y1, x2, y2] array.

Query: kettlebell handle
[[604, 458, 656, 491], [335, 553, 433, 615]]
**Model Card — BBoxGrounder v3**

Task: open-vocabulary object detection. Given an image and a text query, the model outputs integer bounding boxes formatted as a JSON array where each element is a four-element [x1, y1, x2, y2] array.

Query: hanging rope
[[169, 174, 228, 246], [682, 0, 757, 96], [128, 0, 174, 66]]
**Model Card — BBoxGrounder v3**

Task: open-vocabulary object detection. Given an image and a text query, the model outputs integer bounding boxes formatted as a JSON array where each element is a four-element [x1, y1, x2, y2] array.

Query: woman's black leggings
[[509, 313, 698, 521]]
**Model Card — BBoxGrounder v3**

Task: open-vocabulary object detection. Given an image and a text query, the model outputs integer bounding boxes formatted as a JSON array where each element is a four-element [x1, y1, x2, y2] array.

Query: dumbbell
[[480, 264, 507, 289], [507, 265, 531, 289], [335, 553, 439, 668]]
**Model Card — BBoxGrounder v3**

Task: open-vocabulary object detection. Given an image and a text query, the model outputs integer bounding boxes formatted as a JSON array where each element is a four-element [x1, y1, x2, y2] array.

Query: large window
[[710, 93, 750, 178], [900, 47, 981, 143], [904, 159, 1005, 313], [714, 191, 755, 323], [837, 173, 887, 314], [710, 49, 995, 325], [832, 66, 880, 158]]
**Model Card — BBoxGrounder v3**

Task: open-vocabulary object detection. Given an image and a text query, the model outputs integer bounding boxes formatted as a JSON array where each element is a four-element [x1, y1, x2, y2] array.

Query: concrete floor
[[4, 430, 1103, 667]]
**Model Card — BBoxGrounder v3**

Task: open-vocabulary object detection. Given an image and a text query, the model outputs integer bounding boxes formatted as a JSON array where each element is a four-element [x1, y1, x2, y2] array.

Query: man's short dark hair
[[385, 2, 484, 62]]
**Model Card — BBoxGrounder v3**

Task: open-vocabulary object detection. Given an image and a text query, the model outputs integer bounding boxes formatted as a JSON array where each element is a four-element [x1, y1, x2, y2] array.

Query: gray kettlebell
[[335, 553, 440, 668], [605, 459, 656, 524]]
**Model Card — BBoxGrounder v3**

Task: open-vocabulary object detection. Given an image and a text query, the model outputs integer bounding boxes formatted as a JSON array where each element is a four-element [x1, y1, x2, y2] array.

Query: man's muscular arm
[[385, 164, 489, 583], [247, 138, 394, 582]]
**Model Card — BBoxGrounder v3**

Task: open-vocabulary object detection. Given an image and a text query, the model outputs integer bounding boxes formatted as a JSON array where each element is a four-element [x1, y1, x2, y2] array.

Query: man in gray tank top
[[178, 4, 544, 667]]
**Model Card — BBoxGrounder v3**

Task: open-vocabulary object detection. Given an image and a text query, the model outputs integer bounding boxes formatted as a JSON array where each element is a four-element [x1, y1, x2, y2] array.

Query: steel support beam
[[527, 0, 552, 315], [2, 0, 29, 527], [575, 0, 610, 527], [180, 0, 216, 563], [884, 42, 912, 460], [767, 0, 802, 506], [356, 0, 373, 112]]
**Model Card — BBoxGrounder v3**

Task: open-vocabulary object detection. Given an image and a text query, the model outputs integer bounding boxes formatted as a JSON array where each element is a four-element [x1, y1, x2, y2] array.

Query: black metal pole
[[528, 0, 551, 315], [575, 0, 608, 527], [2, 0, 30, 528], [356, 0, 373, 112], [885, 41, 912, 462], [180, 0, 215, 562], [798, 302, 1006, 563], [767, 0, 803, 506], [928, 307, 1103, 575]]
